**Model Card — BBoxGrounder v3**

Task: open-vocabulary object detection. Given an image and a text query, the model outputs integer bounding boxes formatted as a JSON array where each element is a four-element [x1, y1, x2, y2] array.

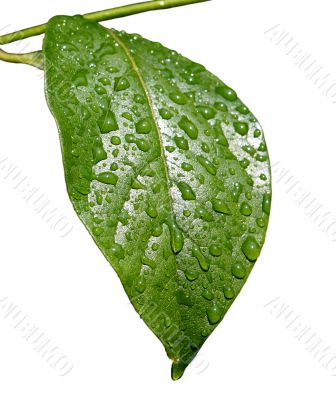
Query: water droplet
[[202, 290, 214, 301], [256, 154, 268, 162], [223, 286, 235, 299], [206, 303, 222, 324], [197, 105, 216, 120], [181, 162, 193, 172], [211, 199, 230, 214], [185, 269, 199, 281], [131, 178, 145, 189], [178, 116, 198, 139], [92, 141, 107, 164], [231, 262, 246, 279], [209, 244, 222, 257], [111, 135, 121, 145], [240, 158, 250, 169], [92, 226, 104, 236], [258, 142, 267, 152], [216, 85, 237, 101], [146, 204, 158, 218], [201, 142, 210, 153], [169, 91, 187, 105], [241, 236, 261, 261], [96, 171, 118, 185], [134, 94, 145, 104], [114, 76, 130, 91], [253, 129, 261, 138], [168, 221, 184, 253], [231, 182, 243, 202], [233, 121, 249, 136], [122, 112, 133, 121], [240, 201, 252, 216], [262, 193, 271, 215], [177, 182, 196, 200], [153, 224, 163, 237], [136, 139, 150, 152], [197, 156, 217, 175], [242, 145, 256, 156], [98, 110, 118, 133], [95, 85, 107, 95], [194, 206, 213, 222], [159, 108, 173, 120], [135, 118, 152, 134], [98, 77, 111, 86], [192, 247, 209, 271], [256, 217, 265, 227], [236, 104, 249, 115], [174, 136, 189, 150], [214, 101, 228, 112]]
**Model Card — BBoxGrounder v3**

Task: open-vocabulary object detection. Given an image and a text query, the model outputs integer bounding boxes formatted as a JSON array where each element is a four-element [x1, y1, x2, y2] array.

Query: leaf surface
[[43, 15, 271, 380]]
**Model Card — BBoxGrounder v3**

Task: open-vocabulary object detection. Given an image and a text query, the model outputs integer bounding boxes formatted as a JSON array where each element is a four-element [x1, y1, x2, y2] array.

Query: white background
[[1, 0, 336, 398]]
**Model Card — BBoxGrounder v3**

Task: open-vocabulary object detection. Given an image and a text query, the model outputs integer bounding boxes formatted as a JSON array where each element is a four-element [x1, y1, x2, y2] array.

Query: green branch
[[0, 0, 210, 45]]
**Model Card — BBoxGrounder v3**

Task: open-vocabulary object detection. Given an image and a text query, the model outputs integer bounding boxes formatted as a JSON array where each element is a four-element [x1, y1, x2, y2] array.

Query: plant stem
[[0, 48, 43, 68], [0, 0, 210, 46]]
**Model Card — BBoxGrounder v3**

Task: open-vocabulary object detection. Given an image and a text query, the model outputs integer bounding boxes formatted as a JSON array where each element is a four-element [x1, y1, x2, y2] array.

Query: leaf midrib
[[108, 28, 184, 347]]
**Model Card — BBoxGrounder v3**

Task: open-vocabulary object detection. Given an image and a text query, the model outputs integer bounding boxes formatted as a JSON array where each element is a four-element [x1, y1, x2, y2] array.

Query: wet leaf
[[43, 15, 271, 380]]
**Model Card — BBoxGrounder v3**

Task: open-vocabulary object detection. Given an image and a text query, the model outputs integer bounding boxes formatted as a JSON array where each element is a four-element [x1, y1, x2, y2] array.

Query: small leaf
[[43, 15, 271, 380]]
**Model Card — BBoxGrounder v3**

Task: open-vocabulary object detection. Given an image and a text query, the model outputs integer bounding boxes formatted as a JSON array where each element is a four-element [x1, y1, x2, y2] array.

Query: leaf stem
[[0, 0, 210, 45], [0, 48, 43, 68]]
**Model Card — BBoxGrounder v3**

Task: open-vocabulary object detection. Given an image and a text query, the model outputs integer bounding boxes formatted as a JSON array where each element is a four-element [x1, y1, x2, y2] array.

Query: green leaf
[[43, 15, 271, 380]]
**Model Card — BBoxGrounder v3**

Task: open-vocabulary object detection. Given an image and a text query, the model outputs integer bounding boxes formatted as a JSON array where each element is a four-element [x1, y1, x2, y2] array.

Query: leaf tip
[[171, 361, 187, 381]]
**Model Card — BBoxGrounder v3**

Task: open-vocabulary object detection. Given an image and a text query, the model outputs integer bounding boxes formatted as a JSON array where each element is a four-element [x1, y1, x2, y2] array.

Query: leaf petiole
[[0, 0, 210, 67]]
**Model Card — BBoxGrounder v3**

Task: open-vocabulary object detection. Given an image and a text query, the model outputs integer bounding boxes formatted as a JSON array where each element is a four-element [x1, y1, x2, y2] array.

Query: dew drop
[[223, 286, 235, 299], [185, 269, 199, 281], [181, 162, 193, 172], [178, 116, 198, 139], [241, 236, 261, 261], [169, 91, 187, 105], [231, 262, 246, 279], [168, 221, 184, 253], [211, 199, 230, 215], [146, 204, 158, 218], [159, 108, 173, 120], [206, 303, 222, 324], [174, 136, 189, 150], [135, 118, 152, 134], [240, 201, 252, 216], [95, 85, 107, 95], [114, 76, 130, 92], [98, 110, 118, 133], [192, 247, 209, 271], [262, 193, 271, 215], [177, 182, 196, 200], [197, 156, 217, 175], [216, 85, 237, 101], [233, 121, 249, 136], [96, 171, 118, 185], [111, 135, 121, 145], [209, 244, 222, 257], [197, 105, 216, 120], [202, 290, 214, 301]]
